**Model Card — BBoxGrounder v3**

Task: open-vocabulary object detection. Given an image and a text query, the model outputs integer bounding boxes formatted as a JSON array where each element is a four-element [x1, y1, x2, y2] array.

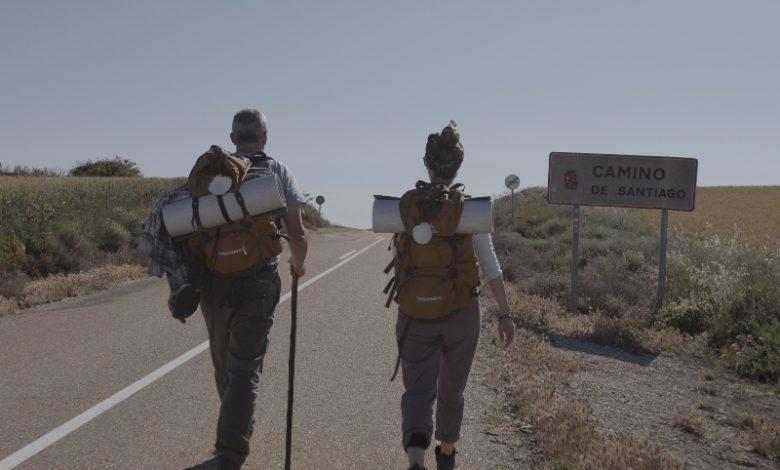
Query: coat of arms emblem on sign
[[564, 170, 578, 190]]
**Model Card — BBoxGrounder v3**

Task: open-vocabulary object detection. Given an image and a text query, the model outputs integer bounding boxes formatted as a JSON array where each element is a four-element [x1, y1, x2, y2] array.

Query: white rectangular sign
[[548, 152, 698, 211]]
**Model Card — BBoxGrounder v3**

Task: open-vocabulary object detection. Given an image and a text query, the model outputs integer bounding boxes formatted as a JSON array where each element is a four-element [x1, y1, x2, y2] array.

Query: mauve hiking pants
[[200, 270, 281, 468], [396, 301, 481, 449]]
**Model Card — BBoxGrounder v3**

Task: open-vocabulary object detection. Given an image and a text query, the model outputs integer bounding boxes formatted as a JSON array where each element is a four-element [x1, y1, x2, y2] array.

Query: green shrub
[[0, 237, 27, 271], [33, 228, 93, 276], [579, 253, 654, 316], [527, 219, 568, 239], [94, 221, 130, 252], [658, 299, 710, 335], [110, 207, 145, 244], [0, 190, 56, 254], [493, 190, 658, 312], [733, 320, 780, 384], [70, 157, 141, 177]]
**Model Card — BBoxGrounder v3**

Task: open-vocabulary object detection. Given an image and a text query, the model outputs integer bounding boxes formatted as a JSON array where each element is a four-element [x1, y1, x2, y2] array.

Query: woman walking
[[392, 121, 516, 470]]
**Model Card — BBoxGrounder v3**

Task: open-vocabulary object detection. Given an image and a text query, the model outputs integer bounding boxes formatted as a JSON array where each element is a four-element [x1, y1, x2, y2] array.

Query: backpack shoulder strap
[[248, 150, 274, 164]]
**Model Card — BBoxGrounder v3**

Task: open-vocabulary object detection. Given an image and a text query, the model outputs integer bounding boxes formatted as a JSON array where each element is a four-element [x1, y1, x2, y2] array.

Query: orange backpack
[[186, 146, 284, 275], [383, 181, 481, 320]]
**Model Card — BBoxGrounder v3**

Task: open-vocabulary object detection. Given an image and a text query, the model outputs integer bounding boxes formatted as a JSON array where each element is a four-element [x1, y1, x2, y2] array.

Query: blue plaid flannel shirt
[[138, 183, 192, 297]]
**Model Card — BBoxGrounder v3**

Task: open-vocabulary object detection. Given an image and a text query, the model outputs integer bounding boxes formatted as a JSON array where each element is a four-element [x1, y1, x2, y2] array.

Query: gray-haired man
[[200, 109, 308, 470], [142, 109, 307, 469]]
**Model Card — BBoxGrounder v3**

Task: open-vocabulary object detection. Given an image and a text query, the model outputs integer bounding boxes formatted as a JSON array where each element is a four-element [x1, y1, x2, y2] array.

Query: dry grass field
[[634, 186, 780, 248]]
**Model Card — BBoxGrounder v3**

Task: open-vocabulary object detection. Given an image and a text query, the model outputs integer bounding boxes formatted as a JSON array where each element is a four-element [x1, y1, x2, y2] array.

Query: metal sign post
[[504, 174, 520, 221], [570, 205, 580, 313], [657, 209, 669, 312], [315, 195, 325, 216]]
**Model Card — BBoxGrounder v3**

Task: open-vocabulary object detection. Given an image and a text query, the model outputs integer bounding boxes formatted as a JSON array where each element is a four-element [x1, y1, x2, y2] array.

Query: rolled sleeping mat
[[372, 196, 493, 234], [162, 174, 287, 238]]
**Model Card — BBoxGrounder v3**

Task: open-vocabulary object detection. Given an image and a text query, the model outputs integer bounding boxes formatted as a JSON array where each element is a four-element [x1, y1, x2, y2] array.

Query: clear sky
[[1, 0, 778, 228]]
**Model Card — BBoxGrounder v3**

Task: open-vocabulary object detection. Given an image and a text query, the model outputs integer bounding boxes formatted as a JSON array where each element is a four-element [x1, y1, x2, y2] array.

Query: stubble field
[[635, 186, 780, 248]]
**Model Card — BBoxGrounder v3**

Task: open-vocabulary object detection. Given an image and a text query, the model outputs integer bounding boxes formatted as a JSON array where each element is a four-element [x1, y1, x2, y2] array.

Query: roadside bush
[[110, 207, 145, 244], [0, 271, 28, 299], [0, 189, 56, 254], [94, 221, 131, 252], [527, 219, 568, 239], [658, 299, 710, 335], [33, 229, 93, 276], [0, 237, 28, 271], [663, 230, 780, 381], [492, 189, 780, 382], [579, 253, 654, 315], [70, 157, 141, 177], [301, 203, 333, 230], [731, 320, 780, 384], [493, 189, 658, 313]]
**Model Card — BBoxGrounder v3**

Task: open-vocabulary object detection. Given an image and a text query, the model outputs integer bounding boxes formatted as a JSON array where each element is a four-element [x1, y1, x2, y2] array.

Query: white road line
[[375, 235, 383, 240], [338, 249, 357, 260], [0, 237, 386, 470]]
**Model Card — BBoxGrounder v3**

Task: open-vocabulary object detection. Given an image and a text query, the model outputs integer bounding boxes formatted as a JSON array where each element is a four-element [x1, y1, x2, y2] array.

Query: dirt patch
[[481, 291, 780, 469], [556, 335, 780, 469]]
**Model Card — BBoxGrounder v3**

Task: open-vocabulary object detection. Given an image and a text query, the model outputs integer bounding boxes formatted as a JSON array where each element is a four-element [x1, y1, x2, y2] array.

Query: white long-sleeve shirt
[[473, 233, 502, 281]]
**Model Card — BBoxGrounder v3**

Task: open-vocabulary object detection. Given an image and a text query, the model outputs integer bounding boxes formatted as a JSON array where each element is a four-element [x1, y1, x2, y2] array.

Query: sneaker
[[434, 445, 456, 470]]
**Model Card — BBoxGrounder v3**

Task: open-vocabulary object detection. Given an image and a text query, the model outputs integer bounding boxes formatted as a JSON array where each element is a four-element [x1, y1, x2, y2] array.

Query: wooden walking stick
[[285, 273, 299, 470]]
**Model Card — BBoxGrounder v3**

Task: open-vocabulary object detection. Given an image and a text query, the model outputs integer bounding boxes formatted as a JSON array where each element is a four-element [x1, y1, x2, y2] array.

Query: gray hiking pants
[[200, 268, 281, 468], [396, 301, 481, 449]]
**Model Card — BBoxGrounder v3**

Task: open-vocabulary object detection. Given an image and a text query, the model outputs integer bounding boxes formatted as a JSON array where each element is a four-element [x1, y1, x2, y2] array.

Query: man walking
[[142, 108, 307, 470], [204, 109, 307, 469]]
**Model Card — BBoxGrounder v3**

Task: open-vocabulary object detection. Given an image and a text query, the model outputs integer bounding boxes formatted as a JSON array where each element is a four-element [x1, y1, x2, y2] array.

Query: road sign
[[548, 152, 698, 313], [315, 195, 325, 205], [504, 174, 520, 221], [548, 152, 698, 211]]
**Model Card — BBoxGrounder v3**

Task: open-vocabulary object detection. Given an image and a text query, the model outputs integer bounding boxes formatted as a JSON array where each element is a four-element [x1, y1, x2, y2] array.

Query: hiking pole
[[285, 272, 299, 470]]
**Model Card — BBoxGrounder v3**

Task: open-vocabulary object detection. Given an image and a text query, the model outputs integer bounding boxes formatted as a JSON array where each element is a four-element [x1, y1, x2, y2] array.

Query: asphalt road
[[0, 230, 510, 469]]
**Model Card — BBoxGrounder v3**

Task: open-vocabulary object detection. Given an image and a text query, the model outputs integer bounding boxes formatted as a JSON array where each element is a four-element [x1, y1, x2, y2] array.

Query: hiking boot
[[434, 445, 456, 470], [216, 457, 241, 470]]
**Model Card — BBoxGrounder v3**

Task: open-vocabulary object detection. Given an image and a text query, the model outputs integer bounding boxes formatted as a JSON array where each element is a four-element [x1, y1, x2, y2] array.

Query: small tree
[[70, 157, 141, 177]]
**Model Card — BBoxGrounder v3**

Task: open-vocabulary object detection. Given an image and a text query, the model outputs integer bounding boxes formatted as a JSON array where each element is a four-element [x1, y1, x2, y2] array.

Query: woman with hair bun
[[394, 121, 515, 470]]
